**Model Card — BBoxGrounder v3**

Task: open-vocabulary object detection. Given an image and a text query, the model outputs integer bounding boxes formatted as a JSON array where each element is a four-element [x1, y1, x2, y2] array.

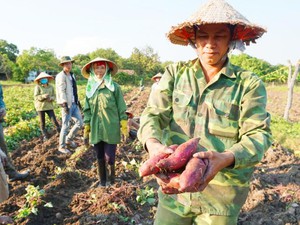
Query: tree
[[283, 60, 300, 121], [73, 54, 91, 68], [89, 48, 123, 68], [0, 54, 15, 79], [230, 53, 276, 78], [0, 39, 19, 62], [129, 46, 163, 77], [15, 47, 60, 82]]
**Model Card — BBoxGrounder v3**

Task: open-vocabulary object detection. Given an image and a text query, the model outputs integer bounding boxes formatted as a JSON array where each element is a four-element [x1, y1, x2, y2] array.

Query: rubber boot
[[108, 164, 115, 185], [6, 169, 30, 182], [42, 129, 48, 141], [97, 159, 106, 187]]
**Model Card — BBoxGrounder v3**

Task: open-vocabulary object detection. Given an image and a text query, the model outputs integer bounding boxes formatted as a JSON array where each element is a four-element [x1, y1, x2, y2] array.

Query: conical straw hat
[[34, 72, 54, 83], [166, 0, 266, 46], [81, 57, 118, 79], [151, 73, 162, 81]]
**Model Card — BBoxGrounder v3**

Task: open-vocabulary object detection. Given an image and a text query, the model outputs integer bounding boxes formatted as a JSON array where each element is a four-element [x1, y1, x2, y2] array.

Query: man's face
[[195, 24, 231, 67], [63, 62, 72, 73]]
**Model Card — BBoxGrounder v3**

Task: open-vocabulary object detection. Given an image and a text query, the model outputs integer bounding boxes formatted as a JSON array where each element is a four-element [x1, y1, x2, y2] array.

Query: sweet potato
[[156, 137, 200, 171], [155, 172, 181, 187], [139, 152, 169, 177], [139, 144, 178, 177], [179, 157, 208, 192], [161, 186, 182, 194], [156, 172, 181, 194]]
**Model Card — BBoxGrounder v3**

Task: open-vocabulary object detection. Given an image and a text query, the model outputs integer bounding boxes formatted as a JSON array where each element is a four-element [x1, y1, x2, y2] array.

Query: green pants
[[154, 193, 238, 225]]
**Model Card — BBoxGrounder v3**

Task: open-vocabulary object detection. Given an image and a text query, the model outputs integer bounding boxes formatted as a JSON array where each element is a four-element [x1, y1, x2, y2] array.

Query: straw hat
[[34, 72, 54, 83], [81, 57, 118, 79], [151, 73, 162, 81], [167, 0, 266, 46], [59, 56, 75, 66]]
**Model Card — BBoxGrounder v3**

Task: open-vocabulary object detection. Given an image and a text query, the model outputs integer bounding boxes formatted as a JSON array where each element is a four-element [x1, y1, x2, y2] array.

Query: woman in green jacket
[[82, 57, 128, 187], [34, 72, 61, 141]]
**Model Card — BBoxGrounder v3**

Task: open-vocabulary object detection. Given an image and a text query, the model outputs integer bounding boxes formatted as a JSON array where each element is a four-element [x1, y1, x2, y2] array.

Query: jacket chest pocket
[[207, 100, 240, 139]]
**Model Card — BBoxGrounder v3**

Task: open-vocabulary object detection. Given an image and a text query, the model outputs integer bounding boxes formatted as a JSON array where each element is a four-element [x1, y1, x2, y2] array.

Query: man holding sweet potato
[[137, 0, 273, 224]]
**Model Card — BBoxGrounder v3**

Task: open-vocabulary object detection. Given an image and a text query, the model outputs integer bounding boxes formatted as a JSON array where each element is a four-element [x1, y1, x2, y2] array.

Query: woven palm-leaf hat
[[151, 72, 163, 81], [81, 57, 118, 79], [34, 72, 54, 83], [167, 0, 266, 46]]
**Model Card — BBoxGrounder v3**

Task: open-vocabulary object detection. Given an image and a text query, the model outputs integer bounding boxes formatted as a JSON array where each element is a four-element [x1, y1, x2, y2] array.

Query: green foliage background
[[1, 38, 297, 85]]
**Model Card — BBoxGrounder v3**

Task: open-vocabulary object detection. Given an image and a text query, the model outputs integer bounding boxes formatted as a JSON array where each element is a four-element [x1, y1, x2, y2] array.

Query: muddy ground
[[0, 86, 299, 225]]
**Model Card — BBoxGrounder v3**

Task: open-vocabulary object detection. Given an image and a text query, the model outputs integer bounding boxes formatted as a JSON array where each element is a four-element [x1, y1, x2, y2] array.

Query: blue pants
[[59, 103, 83, 149]]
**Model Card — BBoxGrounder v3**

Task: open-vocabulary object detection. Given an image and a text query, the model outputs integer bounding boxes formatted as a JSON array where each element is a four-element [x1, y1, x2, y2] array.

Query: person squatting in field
[[0, 149, 14, 224], [0, 84, 29, 182], [126, 111, 140, 140], [34, 72, 61, 142], [56, 56, 83, 154], [137, 0, 273, 224], [82, 57, 128, 187]]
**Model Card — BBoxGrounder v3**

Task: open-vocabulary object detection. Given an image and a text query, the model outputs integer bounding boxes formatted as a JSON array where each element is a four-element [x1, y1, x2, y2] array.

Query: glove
[[120, 120, 129, 138], [83, 124, 90, 149], [62, 103, 69, 114]]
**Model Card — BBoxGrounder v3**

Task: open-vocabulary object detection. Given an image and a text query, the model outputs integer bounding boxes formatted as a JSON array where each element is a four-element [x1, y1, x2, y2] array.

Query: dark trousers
[[37, 110, 60, 135], [94, 141, 117, 165]]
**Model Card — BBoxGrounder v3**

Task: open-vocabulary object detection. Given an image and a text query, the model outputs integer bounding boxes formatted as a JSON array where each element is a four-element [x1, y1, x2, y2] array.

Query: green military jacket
[[83, 82, 127, 145], [34, 84, 56, 111], [138, 59, 273, 216]]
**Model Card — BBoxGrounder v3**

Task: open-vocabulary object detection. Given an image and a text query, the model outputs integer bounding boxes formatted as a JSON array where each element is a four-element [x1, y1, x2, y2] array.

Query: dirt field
[[0, 86, 299, 225]]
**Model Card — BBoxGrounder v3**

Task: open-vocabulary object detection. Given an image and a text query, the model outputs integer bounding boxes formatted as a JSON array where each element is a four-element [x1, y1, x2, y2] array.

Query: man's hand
[[145, 138, 175, 158], [43, 94, 50, 100], [49, 96, 55, 102], [0, 108, 6, 120], [62, 103, 69, 114], [192, 151, 235, 191], [0, 149, 7, 166]]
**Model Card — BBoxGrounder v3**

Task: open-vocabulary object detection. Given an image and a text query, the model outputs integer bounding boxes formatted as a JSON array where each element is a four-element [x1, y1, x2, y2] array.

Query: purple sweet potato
[[139, 144, 178, 177], [179, 157, 208, 192], [156, 137, 200, 171], [156, 172, 181, 194], [139, 152, 170, 177]]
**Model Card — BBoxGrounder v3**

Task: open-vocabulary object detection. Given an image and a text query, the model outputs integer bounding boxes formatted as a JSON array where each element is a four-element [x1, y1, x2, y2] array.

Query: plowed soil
[[0, 86, 299, 225]]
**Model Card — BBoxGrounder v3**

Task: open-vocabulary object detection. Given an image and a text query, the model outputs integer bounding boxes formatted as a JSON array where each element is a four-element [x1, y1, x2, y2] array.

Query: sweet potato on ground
[[179, 158, 208, 192], [156, 137, 200, 171]]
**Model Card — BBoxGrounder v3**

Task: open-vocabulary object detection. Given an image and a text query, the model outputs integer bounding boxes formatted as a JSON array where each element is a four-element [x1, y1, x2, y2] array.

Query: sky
[[0, 0, 299, 66]]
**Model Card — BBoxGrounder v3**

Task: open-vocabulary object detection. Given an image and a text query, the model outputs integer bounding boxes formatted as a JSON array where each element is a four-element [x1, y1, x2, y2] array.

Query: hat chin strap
[[188, 38, 196, 49]]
